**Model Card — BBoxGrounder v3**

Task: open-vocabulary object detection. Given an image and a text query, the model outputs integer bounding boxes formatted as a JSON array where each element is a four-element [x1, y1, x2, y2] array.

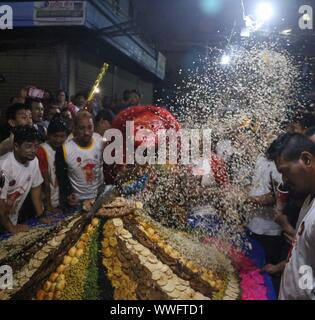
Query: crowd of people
[[0, 84, 315, 300], [0, 86, 142, 234]]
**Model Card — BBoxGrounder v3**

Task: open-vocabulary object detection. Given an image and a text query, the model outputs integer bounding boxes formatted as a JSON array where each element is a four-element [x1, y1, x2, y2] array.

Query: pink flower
[[203, 237, 269, 300]]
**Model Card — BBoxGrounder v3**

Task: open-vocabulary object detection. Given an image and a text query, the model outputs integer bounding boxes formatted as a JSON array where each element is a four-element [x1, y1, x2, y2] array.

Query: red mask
[[113, 106, 181, 148]]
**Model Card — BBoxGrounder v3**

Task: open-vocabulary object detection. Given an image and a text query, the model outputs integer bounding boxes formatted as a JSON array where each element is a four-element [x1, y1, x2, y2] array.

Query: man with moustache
[[267, 133, 315, 300]]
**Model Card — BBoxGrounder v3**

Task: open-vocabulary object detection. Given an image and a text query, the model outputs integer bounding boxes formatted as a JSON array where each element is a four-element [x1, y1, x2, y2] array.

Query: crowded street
[[0, 0, 315, 306]]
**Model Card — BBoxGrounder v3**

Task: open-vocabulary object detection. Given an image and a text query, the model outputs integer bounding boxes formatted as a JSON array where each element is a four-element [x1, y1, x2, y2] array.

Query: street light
[[256, 2, 273, 22], [221, 55, 230, 65]]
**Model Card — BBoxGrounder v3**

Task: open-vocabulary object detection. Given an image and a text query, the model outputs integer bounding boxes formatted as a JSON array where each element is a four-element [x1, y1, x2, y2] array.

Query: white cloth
[[0, 152, 43, 225], [247, 154, 283, 236], [190, 158, 219, 219], [191, 158, 214, 186], [40, 143, 59, 208], [63, 133, 104, 201], [65, 132, 74, 143], [279, 195, 315, 300]]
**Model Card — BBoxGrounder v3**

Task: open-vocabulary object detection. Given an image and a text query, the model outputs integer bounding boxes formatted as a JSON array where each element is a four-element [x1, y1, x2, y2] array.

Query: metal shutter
[[0, 47, 58, 110]]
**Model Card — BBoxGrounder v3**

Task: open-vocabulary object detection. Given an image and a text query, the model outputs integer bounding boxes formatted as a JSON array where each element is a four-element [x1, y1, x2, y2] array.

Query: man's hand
[[274, 210, 289, 227], [247, 193, 275, 206], [38, 216, 53, 225], [9, 224, 29, 235], [46, 206, 63, 215], [284, 232, 295, 244], [262, 262, 286, 276], [274, 210, 295, 243], [67, 193, 78, 207]]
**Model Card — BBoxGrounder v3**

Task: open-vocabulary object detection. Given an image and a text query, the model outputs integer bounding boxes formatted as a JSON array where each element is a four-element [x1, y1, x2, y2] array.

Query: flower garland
[[203, 237, 268, 300]]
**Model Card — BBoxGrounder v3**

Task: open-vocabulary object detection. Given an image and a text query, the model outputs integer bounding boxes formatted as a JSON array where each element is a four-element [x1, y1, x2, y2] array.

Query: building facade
[[0, 0, 166, 110]]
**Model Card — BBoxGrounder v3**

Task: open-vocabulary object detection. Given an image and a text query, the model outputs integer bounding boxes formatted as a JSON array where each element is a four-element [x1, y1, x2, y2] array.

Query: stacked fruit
[[133, 215, 240, 300], [133, 217, 226, 294], [35, 218, 100, 300], [102, 217, 212, 300], [102, 218, 138, 300], [0, 215, 82, 300]]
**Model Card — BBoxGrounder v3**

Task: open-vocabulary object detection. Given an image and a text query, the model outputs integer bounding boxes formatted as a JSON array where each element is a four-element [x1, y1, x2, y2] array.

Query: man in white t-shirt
[[0, 126, 46, 234], [247, 153, 283, 237], [56, 111, 105, 207], [267, 132, 315, 300], [246, 153, 289, 294], [0, 103, 33, 157]]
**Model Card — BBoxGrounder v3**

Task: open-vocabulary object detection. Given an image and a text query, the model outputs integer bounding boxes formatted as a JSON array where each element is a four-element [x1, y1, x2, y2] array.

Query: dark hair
[[47, 114, 71, 136], [266, 132, 315, 162], [95, 109, 113, 124], [56, 89, 68, 101], [130, 89, 140, 97], [5, 103, 27, 122], [13, 125, 40, 145], [25, 97, 42, 108], [123, 90, 131, 101], [305, 127, 315, 138]]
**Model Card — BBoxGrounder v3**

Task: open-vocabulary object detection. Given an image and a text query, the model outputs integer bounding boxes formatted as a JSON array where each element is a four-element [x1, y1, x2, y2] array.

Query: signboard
[[33, 1, 86, 26]]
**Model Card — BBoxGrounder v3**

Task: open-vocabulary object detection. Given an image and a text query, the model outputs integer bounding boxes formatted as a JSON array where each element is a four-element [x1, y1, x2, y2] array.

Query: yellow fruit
[[87, 225, 94, 233], [49, 283, 57, 292], [53, 291, 62, 300], [56, 264, 66, 274], [76, 241, 85, 249], [68, 247, 77, 257], [43, 281, 52, 292], [75, 249, 84, 258], [49, 272, 59, 283], [45, 292, 54, 300], [92, 218, 99, 226], [56, 274, 65, 283], [63, 256, 72, 265], [71, 257, 79, 265], [36, 290, 46, 300], [56, 280, 66, 291], [81, 233, 89, 242]]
